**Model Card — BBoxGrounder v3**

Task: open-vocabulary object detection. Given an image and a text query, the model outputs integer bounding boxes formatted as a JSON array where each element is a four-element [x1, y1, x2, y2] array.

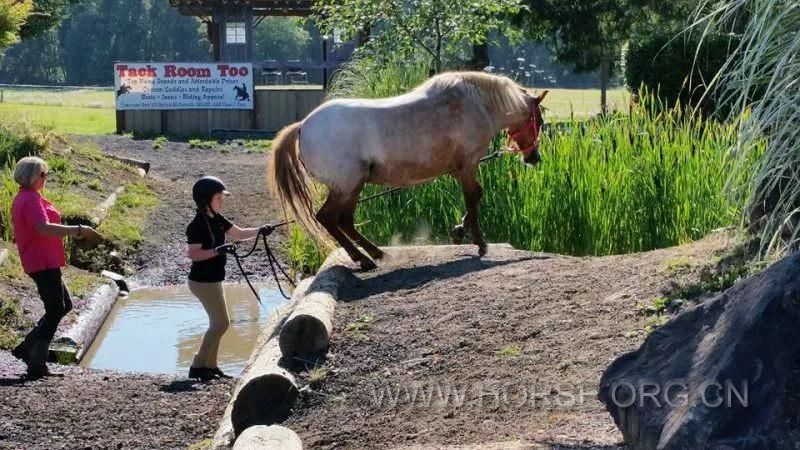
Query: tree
[[19, 0, 80, 39], [0, 0, 32, 50], [518, 0, 693, 111], [254, 18, 312, 62], [313, 0, 523, 73]]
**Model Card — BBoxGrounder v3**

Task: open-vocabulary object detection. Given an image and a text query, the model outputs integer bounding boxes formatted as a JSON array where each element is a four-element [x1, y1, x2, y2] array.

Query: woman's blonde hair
[[13, 156, 48, 189]]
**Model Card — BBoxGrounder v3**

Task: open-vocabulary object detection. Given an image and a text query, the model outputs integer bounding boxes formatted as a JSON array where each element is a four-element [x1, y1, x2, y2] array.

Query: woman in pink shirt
[[10, 156, 101, 379]]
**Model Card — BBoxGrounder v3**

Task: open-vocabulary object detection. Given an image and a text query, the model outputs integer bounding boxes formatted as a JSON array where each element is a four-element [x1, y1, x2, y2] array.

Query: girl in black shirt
[[186, 176, 268, 380]]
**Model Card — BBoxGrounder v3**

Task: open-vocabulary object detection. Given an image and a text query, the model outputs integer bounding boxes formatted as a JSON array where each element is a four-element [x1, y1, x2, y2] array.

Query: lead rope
[[230, 228, 296, 302]]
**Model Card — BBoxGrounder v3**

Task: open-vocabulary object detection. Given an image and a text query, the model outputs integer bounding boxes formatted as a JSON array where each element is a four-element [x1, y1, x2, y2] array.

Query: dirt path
[[80, 135, 286, 286], [285, 235, 734, 449], [0, 136, 287, 449]]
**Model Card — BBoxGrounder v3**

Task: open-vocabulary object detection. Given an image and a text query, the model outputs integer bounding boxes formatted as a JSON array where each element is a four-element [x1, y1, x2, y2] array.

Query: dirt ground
[[285, 235, 736, 449], [0, 135, 287, 449], [0, 134, 740, 449]]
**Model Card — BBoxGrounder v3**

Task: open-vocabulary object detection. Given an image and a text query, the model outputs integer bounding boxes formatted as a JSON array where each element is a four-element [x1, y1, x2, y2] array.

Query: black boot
[[25, 338, 56, 380], [11, 342, 30, 363]]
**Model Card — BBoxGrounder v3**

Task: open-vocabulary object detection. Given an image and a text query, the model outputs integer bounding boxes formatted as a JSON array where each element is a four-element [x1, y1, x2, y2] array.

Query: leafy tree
[[19, 0, 79, 38], [0, 0, 32, 50], [254, 18, 312, 62], [313, 0, 523, 73], [518, 0, 695, 110]]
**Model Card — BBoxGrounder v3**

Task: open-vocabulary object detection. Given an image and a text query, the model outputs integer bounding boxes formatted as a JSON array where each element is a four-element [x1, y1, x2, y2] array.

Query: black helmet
[[192, 176, 229, 211]]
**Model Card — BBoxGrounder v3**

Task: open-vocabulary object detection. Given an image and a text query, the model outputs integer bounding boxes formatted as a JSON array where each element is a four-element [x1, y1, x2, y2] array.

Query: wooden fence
[[116, 86, 325, 136]]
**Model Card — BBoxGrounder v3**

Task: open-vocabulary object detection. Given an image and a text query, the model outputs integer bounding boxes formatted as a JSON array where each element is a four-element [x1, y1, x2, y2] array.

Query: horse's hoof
[[359, 259, 377, 271], [450, 225, 466, 244], [477, 244, 488, 257]]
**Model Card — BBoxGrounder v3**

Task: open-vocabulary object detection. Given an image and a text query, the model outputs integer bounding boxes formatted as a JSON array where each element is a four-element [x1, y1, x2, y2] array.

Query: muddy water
[[80, 284, 286, 376]]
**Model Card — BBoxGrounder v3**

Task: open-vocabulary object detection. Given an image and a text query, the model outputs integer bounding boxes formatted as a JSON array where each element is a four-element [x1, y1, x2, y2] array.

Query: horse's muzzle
[[524, 149, 541, 166]]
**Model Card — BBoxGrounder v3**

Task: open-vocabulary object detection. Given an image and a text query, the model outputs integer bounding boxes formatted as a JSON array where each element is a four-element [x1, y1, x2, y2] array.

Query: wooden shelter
[[167, 0, 313, 63], [116, 0, 336, 137]]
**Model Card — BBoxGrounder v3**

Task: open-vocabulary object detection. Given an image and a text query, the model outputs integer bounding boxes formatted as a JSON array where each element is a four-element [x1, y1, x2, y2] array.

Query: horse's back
[[298, 90, 492, 191]]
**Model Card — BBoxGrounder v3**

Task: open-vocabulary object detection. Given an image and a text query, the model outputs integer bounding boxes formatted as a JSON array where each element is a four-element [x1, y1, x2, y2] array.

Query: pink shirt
[[11, 188, 66, 274]]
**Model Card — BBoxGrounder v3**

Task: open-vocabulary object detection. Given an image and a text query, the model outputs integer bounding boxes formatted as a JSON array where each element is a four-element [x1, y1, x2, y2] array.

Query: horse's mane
[[415, 72, 528, 116]]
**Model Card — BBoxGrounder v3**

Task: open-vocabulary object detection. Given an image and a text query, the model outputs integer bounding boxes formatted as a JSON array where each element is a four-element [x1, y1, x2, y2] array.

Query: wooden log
[[278, 265, 350, 358], [105, 154, 151, 175], [213, 278, 312, 448], [92, 186, 125, 225], [50, 282, 119, 363], [233, 425, 302, 450]]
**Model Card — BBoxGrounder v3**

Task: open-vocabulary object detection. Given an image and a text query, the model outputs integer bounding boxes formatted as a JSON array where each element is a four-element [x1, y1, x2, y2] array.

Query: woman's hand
[[77, 225, 103, 244]]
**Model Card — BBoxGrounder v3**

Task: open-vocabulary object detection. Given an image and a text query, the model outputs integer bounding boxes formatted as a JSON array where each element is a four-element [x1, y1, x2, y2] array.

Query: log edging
[[50, 281, 120, 364]]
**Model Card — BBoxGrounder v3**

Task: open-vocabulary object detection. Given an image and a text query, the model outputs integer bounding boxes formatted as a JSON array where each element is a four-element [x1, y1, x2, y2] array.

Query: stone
[[598, 252, 800, 449]]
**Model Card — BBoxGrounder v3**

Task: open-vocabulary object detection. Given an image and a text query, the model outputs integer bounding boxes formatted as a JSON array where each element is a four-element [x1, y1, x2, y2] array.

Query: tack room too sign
[[114, 62, 254, 110]]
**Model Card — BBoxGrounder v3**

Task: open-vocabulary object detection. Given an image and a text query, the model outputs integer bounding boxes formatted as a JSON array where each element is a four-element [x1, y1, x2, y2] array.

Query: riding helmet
[[192, 176, 230, 211]]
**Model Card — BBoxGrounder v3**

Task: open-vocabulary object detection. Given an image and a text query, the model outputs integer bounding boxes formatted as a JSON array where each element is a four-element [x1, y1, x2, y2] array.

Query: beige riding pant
[[188, 280, 230, 368]]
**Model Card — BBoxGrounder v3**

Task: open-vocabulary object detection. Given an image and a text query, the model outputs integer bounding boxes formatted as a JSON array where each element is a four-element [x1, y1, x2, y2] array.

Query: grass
[[152, 136, 168, 150], [0, 298, 22, 349], [541, 87, 630, 119], [243, 139, 272, 153], [97, 182, 158, 250], [308, 367, 329, 386], [188, 139, 217, 150], [286, 95, 763, 273], [0, 103, 115, 135], [497, 344, 522, 357], [63, 268, 104, 299], [0, 87, 114, 109]]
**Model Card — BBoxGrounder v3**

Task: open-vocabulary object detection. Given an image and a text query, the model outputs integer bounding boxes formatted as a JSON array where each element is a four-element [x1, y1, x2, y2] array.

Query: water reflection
[[80, 284, 286, 376]]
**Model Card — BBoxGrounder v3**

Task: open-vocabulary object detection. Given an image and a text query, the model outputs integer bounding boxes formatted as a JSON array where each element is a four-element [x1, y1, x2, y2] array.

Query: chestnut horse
[[268, 71, 547, 270]]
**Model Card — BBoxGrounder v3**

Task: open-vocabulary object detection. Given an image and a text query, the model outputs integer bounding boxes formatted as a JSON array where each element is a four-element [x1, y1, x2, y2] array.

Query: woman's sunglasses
[[40, 172, 48, 179]]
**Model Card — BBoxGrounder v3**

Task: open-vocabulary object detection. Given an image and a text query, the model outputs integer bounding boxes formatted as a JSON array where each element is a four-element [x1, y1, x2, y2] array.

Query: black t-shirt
[[186, 212, 233, 282]]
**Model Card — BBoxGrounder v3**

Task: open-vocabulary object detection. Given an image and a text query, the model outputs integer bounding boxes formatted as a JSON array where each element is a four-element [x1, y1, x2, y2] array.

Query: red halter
[[507, 99, 541, 156]]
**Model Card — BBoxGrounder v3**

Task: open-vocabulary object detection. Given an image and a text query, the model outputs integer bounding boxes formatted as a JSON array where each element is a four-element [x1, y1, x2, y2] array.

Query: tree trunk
[[600, 57, 610, 115], [469, 43, 490, 71]]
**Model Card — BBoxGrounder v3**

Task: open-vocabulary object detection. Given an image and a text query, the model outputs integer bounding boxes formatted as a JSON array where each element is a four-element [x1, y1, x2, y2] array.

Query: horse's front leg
[[457, 172, 487, 257]]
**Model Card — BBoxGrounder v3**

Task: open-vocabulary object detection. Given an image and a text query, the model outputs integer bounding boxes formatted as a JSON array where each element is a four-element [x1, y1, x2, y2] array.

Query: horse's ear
[[537, 90, 549, 103]]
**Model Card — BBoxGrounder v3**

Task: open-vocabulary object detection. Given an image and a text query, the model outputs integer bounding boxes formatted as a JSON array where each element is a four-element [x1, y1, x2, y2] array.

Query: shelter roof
[[168, 0, 313, 17]]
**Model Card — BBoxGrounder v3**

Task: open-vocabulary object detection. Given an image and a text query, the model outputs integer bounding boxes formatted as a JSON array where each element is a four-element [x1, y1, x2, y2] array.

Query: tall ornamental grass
[[695, 0, 800, 259]]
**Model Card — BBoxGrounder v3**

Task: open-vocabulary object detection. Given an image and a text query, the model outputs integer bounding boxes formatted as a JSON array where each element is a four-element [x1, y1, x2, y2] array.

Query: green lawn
[[0, 87, 115, 108], [541, 87, 630, 118], [0, 103, 115, 135], [0, 85, 629, 135]]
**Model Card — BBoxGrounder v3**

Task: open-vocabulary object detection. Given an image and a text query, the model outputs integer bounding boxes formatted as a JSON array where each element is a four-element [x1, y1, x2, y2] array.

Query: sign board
[[114, 62, 254, 110]]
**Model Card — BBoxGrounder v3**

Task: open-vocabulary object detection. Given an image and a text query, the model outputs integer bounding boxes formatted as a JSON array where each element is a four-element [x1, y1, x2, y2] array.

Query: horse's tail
[[268, 121, 328, 243]]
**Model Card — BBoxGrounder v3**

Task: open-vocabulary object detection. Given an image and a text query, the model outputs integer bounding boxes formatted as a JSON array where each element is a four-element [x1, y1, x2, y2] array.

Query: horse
[[116, 84, 131, 97], [268, 71, 547, 270], [234, 83, 249, 101]]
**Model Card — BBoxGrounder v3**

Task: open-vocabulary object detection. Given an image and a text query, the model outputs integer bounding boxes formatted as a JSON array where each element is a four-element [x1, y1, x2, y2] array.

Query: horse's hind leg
[[456, 170, 487, 257], [316, 189, 376, 271], [339, 196, 385, 261]]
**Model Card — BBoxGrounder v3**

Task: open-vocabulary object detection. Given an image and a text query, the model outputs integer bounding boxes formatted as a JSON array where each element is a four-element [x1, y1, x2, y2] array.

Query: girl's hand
[[215, 244, 236, 255], [260, 224, 275, 236]]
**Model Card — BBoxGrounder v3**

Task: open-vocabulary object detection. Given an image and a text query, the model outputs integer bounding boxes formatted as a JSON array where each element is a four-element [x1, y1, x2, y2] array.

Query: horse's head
[[507, 90, 548, 165]]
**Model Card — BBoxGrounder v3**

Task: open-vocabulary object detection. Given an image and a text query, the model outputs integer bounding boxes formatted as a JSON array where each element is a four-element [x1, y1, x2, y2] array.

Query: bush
[[623, 30, 738, 115], [0, 125, 48, 167]]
